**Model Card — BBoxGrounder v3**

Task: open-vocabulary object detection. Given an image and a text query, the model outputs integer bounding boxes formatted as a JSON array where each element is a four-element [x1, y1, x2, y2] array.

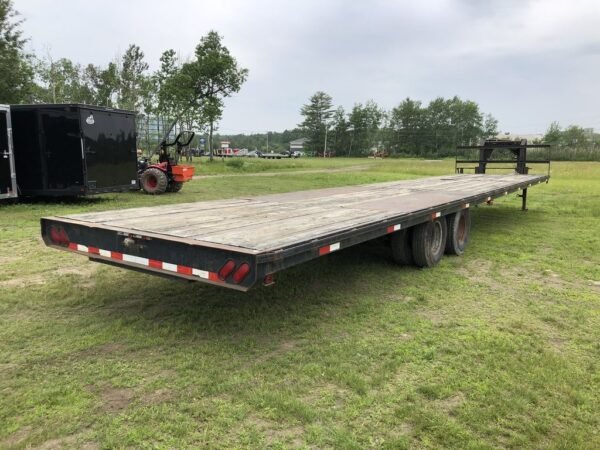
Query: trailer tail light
[[232, 263, 251, 284], [49, 225, 70, 246], [218, 260, 236, 280]]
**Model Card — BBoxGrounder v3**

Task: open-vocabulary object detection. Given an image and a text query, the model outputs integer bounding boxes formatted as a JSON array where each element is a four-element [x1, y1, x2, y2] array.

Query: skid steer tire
[[167, 182, 184, 193], [140, 168, 168, 194]]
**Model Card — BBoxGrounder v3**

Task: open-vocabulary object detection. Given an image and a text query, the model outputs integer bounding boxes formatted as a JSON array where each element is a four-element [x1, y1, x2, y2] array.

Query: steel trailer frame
[[41, 173, 549, 292]]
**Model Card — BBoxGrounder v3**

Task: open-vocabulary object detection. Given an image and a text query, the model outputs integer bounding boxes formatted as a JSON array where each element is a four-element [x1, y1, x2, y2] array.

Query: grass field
[[1, 159, 599, 449]]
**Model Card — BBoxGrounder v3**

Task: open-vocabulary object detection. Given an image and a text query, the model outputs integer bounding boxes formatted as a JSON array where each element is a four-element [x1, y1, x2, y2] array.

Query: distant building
[[289, 138, 308, 152], [220, 140, 231, 149]]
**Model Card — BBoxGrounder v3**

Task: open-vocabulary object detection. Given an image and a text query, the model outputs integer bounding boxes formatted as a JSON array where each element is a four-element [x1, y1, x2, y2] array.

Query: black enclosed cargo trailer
[[41, 173, 549, 292], [0, 105, 18, 200], [9, 104, 138, 197]]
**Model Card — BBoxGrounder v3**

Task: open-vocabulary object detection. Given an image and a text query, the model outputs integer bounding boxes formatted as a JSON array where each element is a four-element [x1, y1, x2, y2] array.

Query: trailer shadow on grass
[[87, 241, 404, 339]]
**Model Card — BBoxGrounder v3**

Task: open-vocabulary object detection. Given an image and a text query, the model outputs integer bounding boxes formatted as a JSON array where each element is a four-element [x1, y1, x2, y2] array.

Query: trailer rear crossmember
[[41, 174, 548, 291]]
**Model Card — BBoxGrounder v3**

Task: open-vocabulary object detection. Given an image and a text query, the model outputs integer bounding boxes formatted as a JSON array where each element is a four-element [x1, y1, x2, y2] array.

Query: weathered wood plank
[[61, 174, 545, 252]]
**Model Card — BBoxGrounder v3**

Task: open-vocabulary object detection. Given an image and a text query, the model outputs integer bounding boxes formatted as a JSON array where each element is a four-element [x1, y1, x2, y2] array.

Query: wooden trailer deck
[[58, 174, 547, 254], [42, 173, 549, 290]]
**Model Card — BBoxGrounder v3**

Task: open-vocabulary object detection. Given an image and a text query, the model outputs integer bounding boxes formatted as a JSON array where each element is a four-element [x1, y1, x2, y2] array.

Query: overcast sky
[[14, 0, 600, 134]]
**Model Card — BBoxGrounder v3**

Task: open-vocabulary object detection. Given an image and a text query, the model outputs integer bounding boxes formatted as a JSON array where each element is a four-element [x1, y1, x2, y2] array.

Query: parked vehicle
[[260, 152, 285, 159], [138, 131, 195, 194], [246, 150, 262, 158], [0, 104, 138, 200]]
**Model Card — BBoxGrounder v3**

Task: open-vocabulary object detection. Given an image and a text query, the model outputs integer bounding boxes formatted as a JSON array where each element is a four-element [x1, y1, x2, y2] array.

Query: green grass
[[0, 159, 599, 449]]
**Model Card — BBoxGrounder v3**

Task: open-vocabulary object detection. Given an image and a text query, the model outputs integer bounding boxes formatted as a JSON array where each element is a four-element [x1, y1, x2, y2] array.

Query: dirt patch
[[0, 274, 48, 288], [548, 337, 566, 353], [142, 388, 173, 406], [79, 342, 126, 358], [245, 340, 298, 367], [0, 264, 98, 289], [94, 386, 134, 413], [302, 382, 351, 407], [245, 414, 304, 447], [36, 435, 99, 450], [0, 426, 99, 450], [0, 255, 21, 264], [436, 392, 466, 415], [1, 426, 32, 448]]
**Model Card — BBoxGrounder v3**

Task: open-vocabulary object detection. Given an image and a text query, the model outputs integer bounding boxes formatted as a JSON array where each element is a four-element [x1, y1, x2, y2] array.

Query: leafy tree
[[543, 121, 562, 146], [330, 106, 350, 154], [299, 91, 333, 155], [446, 97, 484, 148], [389, 98, 424, 155], [482, 113, 499, 138], [84, 62, 120, 107], [35, 56, 94, 103], [119, 44, 149, 112], [174, 31, 248, 160], [562, 125, 588, 148], [0, 0, 33, 103], [348, 100, 384, 154]]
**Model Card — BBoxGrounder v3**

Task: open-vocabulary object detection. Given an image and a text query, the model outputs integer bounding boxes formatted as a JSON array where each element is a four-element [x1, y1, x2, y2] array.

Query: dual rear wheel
[[391, 209, 471, 268]]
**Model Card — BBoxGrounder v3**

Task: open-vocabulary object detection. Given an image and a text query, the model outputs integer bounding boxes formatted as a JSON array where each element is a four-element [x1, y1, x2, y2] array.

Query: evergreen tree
[[298, 91, 333, 155]]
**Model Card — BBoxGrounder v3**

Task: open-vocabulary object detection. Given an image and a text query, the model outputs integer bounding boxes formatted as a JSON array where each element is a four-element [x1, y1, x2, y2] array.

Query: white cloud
[[13, 0, 600, 132]]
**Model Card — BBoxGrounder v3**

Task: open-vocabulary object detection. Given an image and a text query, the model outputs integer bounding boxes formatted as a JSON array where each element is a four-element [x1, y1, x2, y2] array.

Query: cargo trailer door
[[0, 105, 17, 200], [80, 108, 138, 192]]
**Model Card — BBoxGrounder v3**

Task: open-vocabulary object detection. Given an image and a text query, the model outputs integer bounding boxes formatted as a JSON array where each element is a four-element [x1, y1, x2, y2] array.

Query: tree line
[[540, 122, 600, 161], [296, 91, 499, 157], [0, 0, 247, 158]]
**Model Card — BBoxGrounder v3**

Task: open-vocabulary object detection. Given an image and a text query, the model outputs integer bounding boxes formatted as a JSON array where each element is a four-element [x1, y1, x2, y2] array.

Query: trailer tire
[[167, 182, 183, 193], [140, 168, 168, 194], [445, 209, 471, 256], [391, 229, 413, 265], [411, 218, 447, 268]]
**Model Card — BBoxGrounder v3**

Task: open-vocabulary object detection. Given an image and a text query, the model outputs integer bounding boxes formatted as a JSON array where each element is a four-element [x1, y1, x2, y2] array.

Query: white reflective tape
[[434, 212, 441, 218], [77, 244, 88, 252], [123, 254, 149, 266], [392, 224, 401, 231], [192, 268, 209, 279], [504, 191, 508, 195], [162, 262, 178, 272], [464, 203, 470, 208], [487, 197, 492, 201], [330, 242, 341, 252], [131, 179, 137, 185], [99, 249, 111, 257]]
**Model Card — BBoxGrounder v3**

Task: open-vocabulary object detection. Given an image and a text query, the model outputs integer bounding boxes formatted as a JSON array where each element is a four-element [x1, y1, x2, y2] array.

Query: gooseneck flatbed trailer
[[41, 173, 548, 291]]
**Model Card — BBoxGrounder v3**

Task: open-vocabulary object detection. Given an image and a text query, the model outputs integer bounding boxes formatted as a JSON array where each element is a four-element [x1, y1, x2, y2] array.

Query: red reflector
[[218, 260, 236, 280], [232, 263, 251, 284], [263, 274, 275, 286], [49, 225, 69, 246]]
